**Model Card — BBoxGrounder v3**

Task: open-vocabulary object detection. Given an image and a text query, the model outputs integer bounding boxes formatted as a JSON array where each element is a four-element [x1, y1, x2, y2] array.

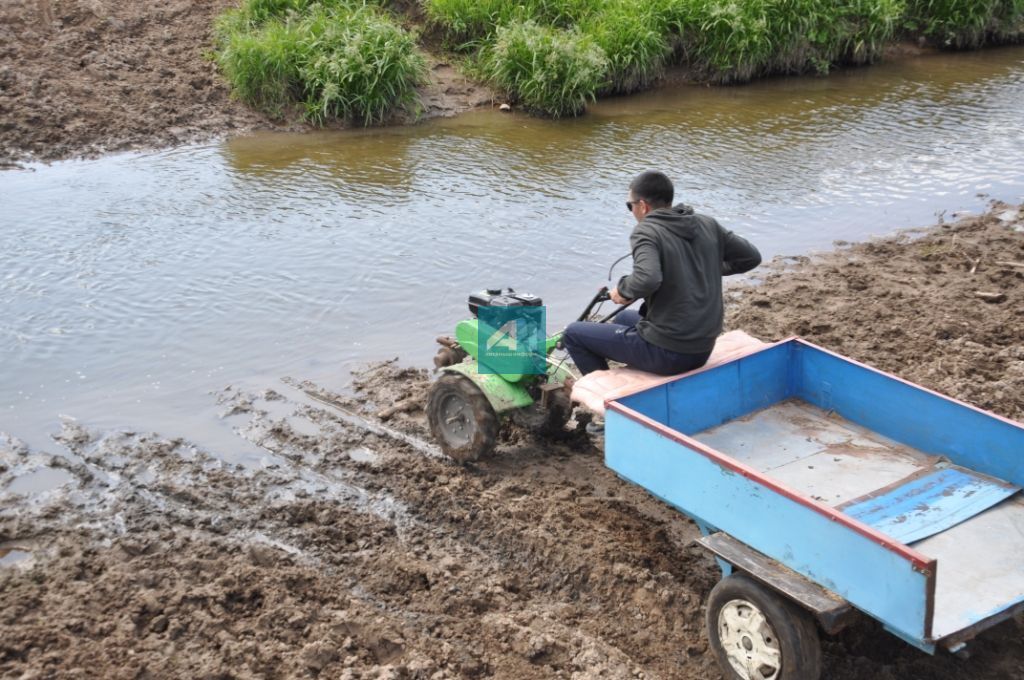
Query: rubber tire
[[427, 373, 498, 464], [706, 573, 822, 680]]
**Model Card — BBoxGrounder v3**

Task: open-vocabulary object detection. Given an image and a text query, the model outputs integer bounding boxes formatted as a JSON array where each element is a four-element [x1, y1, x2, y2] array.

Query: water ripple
[[2, 48, 1023, 454]]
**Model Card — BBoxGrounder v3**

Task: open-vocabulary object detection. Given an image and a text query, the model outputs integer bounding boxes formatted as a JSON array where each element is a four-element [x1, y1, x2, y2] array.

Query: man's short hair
[[630, 171, 674, 208]]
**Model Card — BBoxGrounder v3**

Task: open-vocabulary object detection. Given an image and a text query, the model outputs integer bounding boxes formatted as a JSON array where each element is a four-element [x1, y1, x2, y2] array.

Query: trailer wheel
[[707, 574, 821, 680], [427, 373, 498, 463]]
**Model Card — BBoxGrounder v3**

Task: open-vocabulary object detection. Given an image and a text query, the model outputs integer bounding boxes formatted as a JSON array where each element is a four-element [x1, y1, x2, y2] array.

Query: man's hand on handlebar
[[609, 287, 633, 305]]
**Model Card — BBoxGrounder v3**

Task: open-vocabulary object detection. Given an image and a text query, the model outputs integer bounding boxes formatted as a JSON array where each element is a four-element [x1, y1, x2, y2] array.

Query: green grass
[[215, 0, 1024, 123], [227, 0, 315, 26], [298, 7, 426, 124], [842, 0, 907, 64], [906, 0, 1024, 48], [424, 0, 599, 47], [480, 20, 608, 117], [423, 0, 527, 47], [215, 16, 307, 115], [581, 2, 671, 93], [215, 0, 426, 125], [426, 0, 916, 103], [674, 0, 779, 82], [656, 0, 907, 83]]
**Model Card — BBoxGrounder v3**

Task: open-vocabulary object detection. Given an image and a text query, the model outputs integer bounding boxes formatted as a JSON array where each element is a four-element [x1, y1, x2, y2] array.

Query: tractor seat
[[570, 330, 767, 416]]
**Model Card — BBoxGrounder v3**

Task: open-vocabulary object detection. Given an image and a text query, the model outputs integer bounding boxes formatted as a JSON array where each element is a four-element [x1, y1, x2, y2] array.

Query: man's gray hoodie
[[616, 204, 761, 354]]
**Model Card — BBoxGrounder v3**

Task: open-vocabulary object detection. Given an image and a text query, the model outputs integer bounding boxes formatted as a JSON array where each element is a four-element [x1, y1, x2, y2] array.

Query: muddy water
[[2, 47, 1023, 464]]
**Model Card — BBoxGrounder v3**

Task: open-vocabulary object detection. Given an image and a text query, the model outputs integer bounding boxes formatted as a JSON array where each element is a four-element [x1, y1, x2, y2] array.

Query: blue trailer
[[605, 338, 1024, 680]]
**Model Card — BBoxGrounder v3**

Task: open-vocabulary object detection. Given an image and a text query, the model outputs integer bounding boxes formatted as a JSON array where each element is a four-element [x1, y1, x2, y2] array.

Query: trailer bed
[[605, 338, 1024, 650]]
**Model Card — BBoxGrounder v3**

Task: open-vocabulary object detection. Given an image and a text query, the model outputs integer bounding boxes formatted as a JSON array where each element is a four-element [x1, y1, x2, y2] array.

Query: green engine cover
[[444, 318, 576, 415]]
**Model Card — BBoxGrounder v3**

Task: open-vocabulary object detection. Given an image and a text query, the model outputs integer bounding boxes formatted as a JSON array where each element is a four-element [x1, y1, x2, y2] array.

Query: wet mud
[[2, 206, 1024, 679], [727, 202, 1024, 423], [0, 0, 492, 165]]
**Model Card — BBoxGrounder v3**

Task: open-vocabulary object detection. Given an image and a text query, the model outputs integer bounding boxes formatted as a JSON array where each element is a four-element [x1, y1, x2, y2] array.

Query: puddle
[[0, 548, 32, 567], [347, 447, 380, 464], [4, 467, 73, 495], [285, 415, 321, 438]]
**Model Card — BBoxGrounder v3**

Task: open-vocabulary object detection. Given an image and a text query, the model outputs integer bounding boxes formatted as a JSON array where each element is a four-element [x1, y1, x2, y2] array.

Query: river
[[2, 46, 1023, 463]]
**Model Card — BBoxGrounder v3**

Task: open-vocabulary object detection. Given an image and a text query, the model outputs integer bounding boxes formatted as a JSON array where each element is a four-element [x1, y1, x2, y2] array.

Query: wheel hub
[[718, 598, 782, 680], [438, 393, 474, 447]]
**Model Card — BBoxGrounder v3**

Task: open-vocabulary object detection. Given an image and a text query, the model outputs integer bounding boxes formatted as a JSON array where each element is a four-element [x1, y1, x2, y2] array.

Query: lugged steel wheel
[[427, 373, 498, 463]]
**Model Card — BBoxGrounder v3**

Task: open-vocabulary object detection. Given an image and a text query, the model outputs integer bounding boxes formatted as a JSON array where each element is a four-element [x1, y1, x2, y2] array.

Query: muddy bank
[[726, 202, 1024, 422], [0, 0, 1011, 166], [2, 205, 1024, 679], [0, 0, 491, 165], [0, 378, 723, 679]]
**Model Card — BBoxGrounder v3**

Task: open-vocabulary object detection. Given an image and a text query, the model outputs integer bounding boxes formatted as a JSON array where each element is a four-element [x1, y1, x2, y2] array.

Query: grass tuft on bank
[[906, 0, 1024, 48], [480, 20, 608, 117], [582, 4, 671, 93], [214, 0, 426, 125], [658, 0, 907, 83], [425, 0, 913, 109]]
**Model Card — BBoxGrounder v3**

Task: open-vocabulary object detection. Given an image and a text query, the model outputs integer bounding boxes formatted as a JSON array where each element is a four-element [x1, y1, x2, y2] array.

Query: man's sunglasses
[[626, 200, 641, 212]]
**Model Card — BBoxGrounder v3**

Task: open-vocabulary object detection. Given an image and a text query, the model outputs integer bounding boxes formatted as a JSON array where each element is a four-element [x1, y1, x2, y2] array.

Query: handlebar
[[577, 286, 611, 322]]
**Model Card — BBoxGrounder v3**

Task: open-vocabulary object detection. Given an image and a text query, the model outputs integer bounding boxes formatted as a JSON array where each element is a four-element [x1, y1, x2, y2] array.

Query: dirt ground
[[2, 205, 1024, 679], [0, 0, 492, 165], [727, 203, 1024, 423]]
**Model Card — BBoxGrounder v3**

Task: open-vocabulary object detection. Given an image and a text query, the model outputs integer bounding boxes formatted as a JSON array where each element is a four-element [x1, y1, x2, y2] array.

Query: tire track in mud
[[234, 376, 720, 678], [1, 372, 714, 678], [0, 400, 442, 676]]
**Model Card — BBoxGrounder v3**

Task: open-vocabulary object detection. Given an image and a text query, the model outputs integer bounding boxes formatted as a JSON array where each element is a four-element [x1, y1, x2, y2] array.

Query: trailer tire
[[427, 373, 498, 463], [707, 573, 821, 680]]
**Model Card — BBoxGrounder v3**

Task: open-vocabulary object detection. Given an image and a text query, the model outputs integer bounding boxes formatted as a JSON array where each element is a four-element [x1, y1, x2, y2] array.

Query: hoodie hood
[[642, 203, 699, 239]]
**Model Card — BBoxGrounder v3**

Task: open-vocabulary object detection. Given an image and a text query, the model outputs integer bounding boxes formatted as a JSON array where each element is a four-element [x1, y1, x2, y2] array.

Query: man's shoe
[[585, 418, 604, 435]]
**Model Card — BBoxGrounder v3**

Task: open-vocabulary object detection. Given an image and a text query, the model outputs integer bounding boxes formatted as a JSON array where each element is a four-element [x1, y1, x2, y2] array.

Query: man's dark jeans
[[562, 310, 712, 376]]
